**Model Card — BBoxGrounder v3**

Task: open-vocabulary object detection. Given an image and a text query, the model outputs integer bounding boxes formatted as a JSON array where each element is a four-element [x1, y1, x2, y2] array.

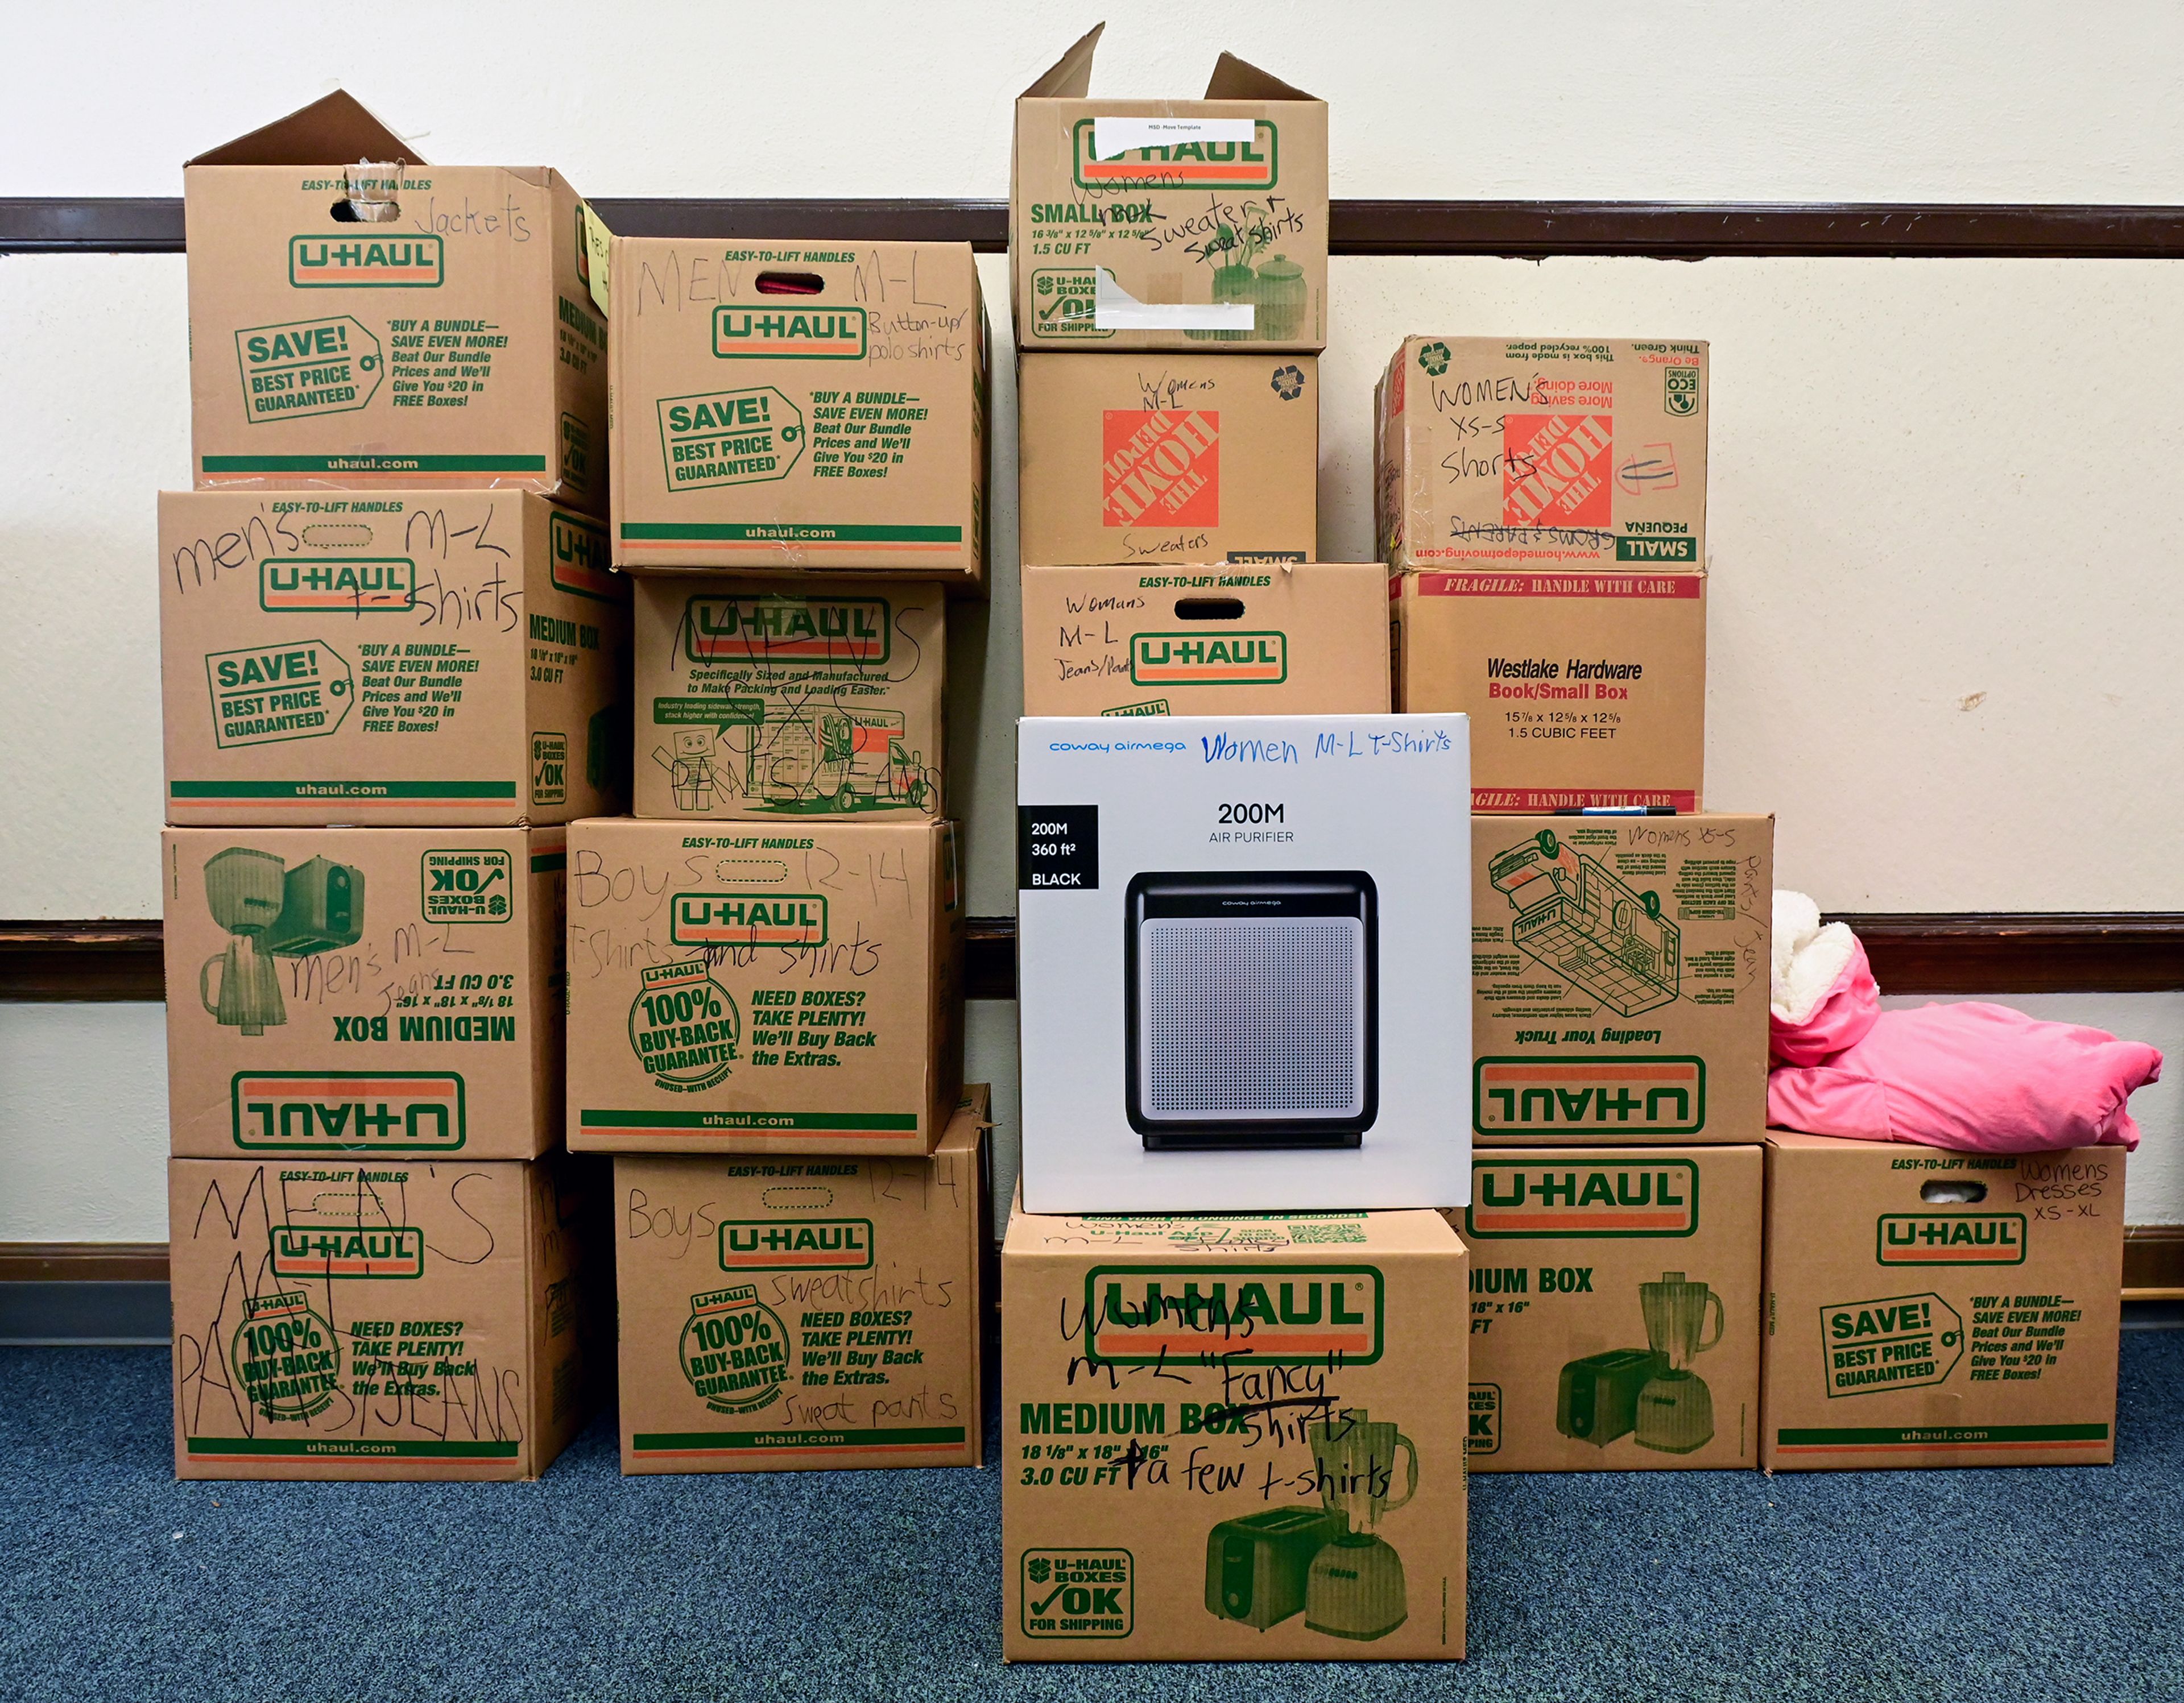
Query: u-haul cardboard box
[[1002, 1204, 1466, 1662], [1762, 1134, 2124, 1470], [1471, 814, 1769, 1147], [1017, 353, 1318, 566], [1453, 1146, 1761, 1472], [1391, 568, 1706, 813], [614, 1085, 989, 1474], [607, 240, 987, 586], [633, 575, 945, 822], [163, 826, 568, 1161], [1375, 338, 1707, 574], [565, 817, 963, 1155], [160, 491, 630, 827], [185, 93, 607, 508], [1012, 24, 1328, 353], [1021, 564, 1387, 716], [171, 1151, 609, 1480]]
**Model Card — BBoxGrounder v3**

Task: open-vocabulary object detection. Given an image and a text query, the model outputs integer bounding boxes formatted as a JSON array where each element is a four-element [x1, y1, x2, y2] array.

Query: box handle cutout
[[755, 271, 825, 296], [1920, 1180, 1988, 1204], [1174, 597, 1246, 621]]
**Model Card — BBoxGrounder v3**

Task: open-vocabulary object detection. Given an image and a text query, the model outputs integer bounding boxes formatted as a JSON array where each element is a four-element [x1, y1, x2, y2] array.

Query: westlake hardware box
[[1471, 814, 1770, 1147], [160, 490, 630, 827], [1375, 337, 1707, 574], [634, 575, 945, 822], [171, 1151, 610, 1480], [1002, 1204, 1466, 1662], [163, 826, 569, 1161], [1453, 1146, 1761, 1472], [1391, 568, 1705, 813], [565, 817, 963, 1156], [185, 92, 608, 508], [1761, 1134, 2124, 1471], [614, 1084, 990, 1475], [1018, 354, 1318, 567], [1021, 564, 1387, 716], [1012, 24, 1328, 352], [607, 239, 987, 586]]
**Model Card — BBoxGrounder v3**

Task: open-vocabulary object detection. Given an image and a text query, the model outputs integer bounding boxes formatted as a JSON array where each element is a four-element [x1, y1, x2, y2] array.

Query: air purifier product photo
[[1016, 713, 1470, 1213]]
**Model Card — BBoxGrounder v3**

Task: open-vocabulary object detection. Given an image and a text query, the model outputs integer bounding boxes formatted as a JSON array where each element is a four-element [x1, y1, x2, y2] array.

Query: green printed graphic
[[580, 1108, 918, 1135], [235, 317, 382, 422], [680, 1284, 791, 1414], [287, 233, 444, 288], [420, 848, 513, 923], [1665, 366, 1700, 417], [1021, 1549, 1134, 1639], [1776, 1423, 2108, 1448], [1029, 269, 1114, 341], [189, 1436, 519, 1459], [202, 454, 545, 475], [659, 387, 805, 489], [1101, 699, 1170, 716], [531, 732, 569, 806], [259, 557, 414, 612], [631, 1426, 964, 1455], [205, 640, 353, 749], [230, 1291, 340, 1420], [630, 959, 740, 1092], [1821, 1292, 1963, 1397], [718, 1217, 875, 1273]]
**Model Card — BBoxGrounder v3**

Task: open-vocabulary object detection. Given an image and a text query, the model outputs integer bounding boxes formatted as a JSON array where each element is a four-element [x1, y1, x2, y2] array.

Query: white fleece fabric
[[1771, 890, 1858, 1025]]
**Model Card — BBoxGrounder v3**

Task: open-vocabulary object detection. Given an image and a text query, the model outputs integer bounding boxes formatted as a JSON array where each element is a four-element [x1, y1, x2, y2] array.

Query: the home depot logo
[[1474, 1057, 1705, 1137], [1082, 1264, 1383, 1365], [288, 234, 444, 288], [1072, 118, 1279, 188], [548, 512, 617, 600], [259, 557, 415, 611], [1877, 1213, 2028, 1266], [1102, 411, 1219, 528], [713, 306, 867, 359], [717, 1218, 874, 1271], [270, 1224, 426, 1279], [230, 1071, 466, 1152], [1129, 630, 1285, 685], [684, 595, 891, 665], [1466, 1159, 1699, 1238], [669, 892, 827, 946], [1503, 414, 1614, 528]]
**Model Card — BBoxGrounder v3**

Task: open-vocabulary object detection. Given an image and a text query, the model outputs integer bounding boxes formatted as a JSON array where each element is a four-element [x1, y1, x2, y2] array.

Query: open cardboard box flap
[[1020, 23, 1321, 103], [188, 89, 423, 168]]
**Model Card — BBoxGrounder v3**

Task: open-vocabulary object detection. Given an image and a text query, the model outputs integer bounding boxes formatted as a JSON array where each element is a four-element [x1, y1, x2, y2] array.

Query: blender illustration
[[1488, 828, 1680, 1016], [200, 848, 364, 1035], [1303, 1408, 1416, 1640], [1635, 1271, 1723, 1453]]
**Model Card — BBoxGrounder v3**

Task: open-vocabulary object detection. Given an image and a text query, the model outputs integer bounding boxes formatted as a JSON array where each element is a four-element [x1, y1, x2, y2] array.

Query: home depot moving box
[[1003, 1205, 1466, 1661], [1391, 568, 1705, 812], [607, 240, 987, 586], [163, 826, 569, 1161], [1454, 1146, 1761, 1472], [633, 576, 945, 821], [614, 1085, 990, 1474], [565, 818, 962, 1155], [185, 92, 607, 508], [1762, 1134, 2124, 1470], [1012, 25, 1327, 351], [160, 491, 630, 826], [1375, 338, 1707, 573], [1021, 564, 1387, 715], [1471, 815, 1770, 1146], [1018, 354, 1317, 566], [170, 1151, 609, 1480]]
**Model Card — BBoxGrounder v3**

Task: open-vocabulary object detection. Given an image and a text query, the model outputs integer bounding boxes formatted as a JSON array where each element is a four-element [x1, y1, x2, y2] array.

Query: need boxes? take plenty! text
[[160, 491, 630, 826], [164, 826, 570, 1161], [565, 818, 963, 1155], [633, 576, 946, 822], [184, 93, 607, 507], [608, 241, 988, 586], [1471, 815, 1771, 1146], [614, 1085, 990, 1475]]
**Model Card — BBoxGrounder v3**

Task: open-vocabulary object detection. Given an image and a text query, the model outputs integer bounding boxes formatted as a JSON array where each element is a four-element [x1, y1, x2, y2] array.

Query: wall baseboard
[[2126, 1226, 2184, 1300]]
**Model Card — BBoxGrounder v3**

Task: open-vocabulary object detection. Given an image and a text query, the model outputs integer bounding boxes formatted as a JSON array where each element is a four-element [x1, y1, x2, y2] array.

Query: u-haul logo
[[713, 306, 867, 359], [259, 557, 415, 611], [1503, 413, 1613, 528], [230, 1072, 465, 1152], [1083, 1264, 1383, 1365], [288, 234, 444, 288], [1103, 411, 1219, 528], [1877, 1213, 2028, 1266], [718, 1218, 874, 1271], [1072, 118, 1279, 188], [1130, 631, 1285, 685], [669, 892, 827, 946], [1467, 1159, 1699, 1238], [1474, 1057, 1705, 1137], [270, 1224, 425, 1279], [684, 595, 891, 665], [548, 512, 618, 602]]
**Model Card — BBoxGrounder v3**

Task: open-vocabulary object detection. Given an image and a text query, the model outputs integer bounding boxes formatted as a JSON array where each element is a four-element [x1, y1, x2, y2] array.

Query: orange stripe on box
[[1139, 669, 1283, 682], [237, 1078, 457, 1097], [1479, 1065, 1697, 1084], [1472, 1212, 1690, 1231], [1082, 164, 1268, 183], [1882, 1249, 2022, 1262], [1093, 1333, 1372, 1354]]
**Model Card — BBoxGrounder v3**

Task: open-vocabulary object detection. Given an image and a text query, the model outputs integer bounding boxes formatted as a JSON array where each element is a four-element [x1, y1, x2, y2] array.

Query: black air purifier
[[1124, 871, 1378, 1150]]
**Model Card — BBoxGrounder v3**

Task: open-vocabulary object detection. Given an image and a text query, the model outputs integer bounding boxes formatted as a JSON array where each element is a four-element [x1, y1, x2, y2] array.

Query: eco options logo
[[713, 306, 867, 359], [288, 234, 444, 288], [1466, 1159, 1699, 1238], [1129, 631, 1285, 685], [1082, 1265, 1383, 1365], [684, 595, 891, 665]]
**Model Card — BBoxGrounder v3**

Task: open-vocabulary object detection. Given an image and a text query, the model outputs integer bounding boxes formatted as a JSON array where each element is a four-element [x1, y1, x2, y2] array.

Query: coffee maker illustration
[[1488, 828, 1680, 1016], [199, 847, 365, 1035], [1555, 1271, 1723, 1454]]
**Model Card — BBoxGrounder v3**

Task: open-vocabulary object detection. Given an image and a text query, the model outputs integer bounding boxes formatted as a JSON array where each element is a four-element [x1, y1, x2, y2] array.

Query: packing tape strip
[[1093, 270, 1254, 333], [1090, 115, 1257, 158]]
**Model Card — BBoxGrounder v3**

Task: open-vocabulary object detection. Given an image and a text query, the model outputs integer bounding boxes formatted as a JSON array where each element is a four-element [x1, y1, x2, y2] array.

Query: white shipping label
[[1093, 269, 1255, 333], [1091, 116, 1257, 158]]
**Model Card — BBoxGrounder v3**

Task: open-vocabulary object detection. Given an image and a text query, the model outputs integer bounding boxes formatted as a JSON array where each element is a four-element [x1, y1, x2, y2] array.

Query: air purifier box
[[1761, 1134, 2124, 1470], [1011, 25, 1328, 353], [1016, 354, 1319, 567], [1375, 337, 1707, 575], [1001, 1201, 1466, 1661], [160, 490, 631, 827], [1020, 564, 1388, 716], [613, 1085, 990, 1475], [170, 1149, 611, 1480], [606, 239, 987, 587], [631, 575, 946, 822], [184, 93, 607, 509], [1450, 1145, 1762, 1472], [563, 817, 963, 1156], [162, 826, 569, 1161], [1016, 713, 1470, 1213], [1471, 813, 1771, 1146]]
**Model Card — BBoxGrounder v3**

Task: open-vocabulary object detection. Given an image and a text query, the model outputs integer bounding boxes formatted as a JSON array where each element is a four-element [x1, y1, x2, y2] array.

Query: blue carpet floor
[[3, 1336, 2181, 1702]]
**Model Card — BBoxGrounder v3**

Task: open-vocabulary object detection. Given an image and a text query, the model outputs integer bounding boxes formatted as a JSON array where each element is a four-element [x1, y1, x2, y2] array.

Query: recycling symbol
[[1027, 1558, 1052, 1584], [1418, 341, 1451, 376], [1269, 363, 1306, 401]]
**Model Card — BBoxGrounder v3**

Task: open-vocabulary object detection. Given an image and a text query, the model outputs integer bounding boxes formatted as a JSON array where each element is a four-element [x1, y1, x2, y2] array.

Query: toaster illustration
[[1205, 1507, 1346, 1630], [1556, 1346, 1670, 1445], [1490, 830, 1680, 1017]]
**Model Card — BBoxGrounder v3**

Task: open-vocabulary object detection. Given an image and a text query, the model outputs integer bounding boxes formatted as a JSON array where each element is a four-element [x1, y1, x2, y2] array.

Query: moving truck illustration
[[653, 702, 937, 817], [1488, 830, 1680, 1016]]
